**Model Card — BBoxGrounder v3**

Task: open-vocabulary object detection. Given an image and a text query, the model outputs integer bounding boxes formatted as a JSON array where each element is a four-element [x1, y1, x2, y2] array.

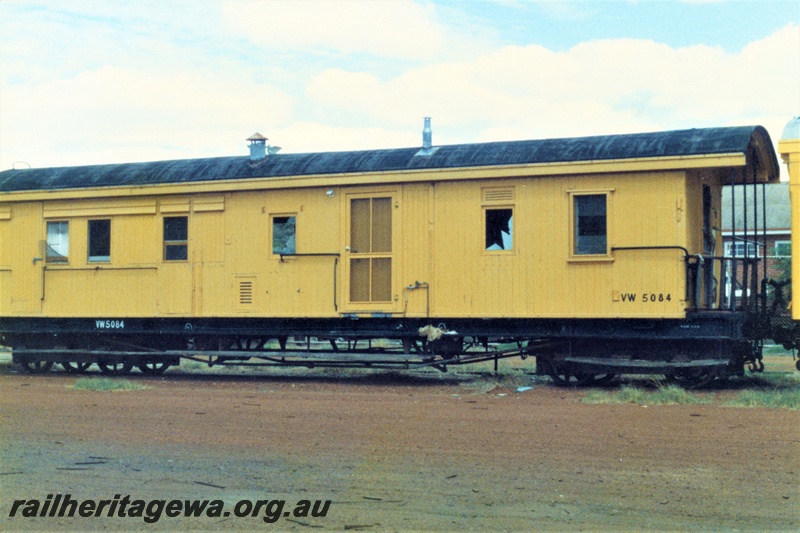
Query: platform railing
[[687, 255, 765, 313]]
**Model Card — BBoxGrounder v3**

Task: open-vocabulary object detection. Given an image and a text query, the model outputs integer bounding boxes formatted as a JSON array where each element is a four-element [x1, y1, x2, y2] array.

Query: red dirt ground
[[1, 363, 798, 531]]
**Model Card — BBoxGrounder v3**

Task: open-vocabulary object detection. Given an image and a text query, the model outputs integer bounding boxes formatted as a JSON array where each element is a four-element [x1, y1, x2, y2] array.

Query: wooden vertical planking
[[2, 167, 706, 320], [0, 204, 11, 314], [399, 184, 430, 317], [8, 203, 43, 315], [428, 172, 690, 318]]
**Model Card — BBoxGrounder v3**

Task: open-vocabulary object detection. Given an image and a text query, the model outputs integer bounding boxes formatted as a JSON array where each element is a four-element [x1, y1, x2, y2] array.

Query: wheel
[[97, 359, 133, 375], [666, 367, 716, 389], [543, 359, 617, 387], [542, 359, 574, 386], [19, 357, 54, 373], [137, 361, 171, 375], [431, 336, 464, 358], [593, 373, 618, 385], [574, 371, 618, 386], [573, 369, 598, 386], [61, 361, 92, 373]]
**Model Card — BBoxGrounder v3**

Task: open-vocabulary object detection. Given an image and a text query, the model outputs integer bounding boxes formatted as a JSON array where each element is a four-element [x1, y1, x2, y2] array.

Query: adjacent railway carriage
[[0, 124, 791, 386]]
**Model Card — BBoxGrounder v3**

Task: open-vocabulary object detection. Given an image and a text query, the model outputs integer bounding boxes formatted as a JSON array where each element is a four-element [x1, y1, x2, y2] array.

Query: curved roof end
[[750, 125, 781, 183]]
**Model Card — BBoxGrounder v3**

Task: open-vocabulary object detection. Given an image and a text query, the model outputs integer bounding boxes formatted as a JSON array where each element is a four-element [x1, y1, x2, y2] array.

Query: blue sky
[[463, 1, 796, 52], [1, 0, 798, 173]]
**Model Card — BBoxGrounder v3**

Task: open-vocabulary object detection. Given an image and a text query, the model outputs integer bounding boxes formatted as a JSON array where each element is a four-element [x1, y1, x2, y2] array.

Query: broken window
[[163, 216, 188, 261], [574, 194, 607, 255], [88, 219, 111, 262], [485, 208, 513, 251], [272, 215, 296, 255], [46, 221, 69, 263]]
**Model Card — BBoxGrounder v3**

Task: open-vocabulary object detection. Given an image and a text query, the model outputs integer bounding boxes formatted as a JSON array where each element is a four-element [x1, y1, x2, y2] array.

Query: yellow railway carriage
[[0, 124, 787, 385]]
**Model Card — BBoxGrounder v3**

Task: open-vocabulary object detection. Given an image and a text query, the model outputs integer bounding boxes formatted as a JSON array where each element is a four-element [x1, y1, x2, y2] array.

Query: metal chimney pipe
[[422, 117, 432, 149]]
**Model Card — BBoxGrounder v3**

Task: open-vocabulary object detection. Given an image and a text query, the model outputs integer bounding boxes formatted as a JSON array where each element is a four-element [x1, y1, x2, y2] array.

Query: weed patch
[[582, 385, 712, 406], [72, 377, 149, 392], [724, 388, 800, 410]]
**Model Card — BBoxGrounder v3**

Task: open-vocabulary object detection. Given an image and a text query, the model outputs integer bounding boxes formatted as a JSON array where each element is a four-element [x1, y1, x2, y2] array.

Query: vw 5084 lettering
[[95, 320, 124, 329], [619, 293, 672, 303]]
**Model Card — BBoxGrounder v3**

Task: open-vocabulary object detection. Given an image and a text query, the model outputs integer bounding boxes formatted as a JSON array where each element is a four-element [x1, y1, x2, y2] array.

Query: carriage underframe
[[3, 312, 766, 388]]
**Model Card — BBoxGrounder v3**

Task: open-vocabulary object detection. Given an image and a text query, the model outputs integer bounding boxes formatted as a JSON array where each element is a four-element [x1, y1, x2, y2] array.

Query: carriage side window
[[485, 208, 513, 251], [163, 216, 188, 261], [272, 215, 296, 255], [573, 194, 608, 255], [46, 221, 69, 263], [88, 219, 111, 262]]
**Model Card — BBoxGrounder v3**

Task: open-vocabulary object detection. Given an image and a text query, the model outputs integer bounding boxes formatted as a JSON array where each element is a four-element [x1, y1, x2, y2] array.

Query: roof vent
[[247, 133, 268, 160], [414, 117, 439, 157], [246, 133, 281, 160], [422, 116, 432, 149]]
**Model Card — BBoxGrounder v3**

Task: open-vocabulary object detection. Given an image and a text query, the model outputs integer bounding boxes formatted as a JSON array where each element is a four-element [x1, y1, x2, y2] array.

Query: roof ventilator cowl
[[247, 133, 267, 160], [415, 117, 439, 157], [247, 133, 281, 161]]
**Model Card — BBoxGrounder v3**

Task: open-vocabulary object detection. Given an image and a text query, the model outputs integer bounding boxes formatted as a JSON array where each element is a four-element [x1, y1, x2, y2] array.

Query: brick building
[[721, 181, 790, 283]]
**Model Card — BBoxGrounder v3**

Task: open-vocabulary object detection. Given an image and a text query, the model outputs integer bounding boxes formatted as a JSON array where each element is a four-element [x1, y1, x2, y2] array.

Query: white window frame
[[724, 240, 761, 258], [773, 240, 791, 258], [46, 221, 69, 263]]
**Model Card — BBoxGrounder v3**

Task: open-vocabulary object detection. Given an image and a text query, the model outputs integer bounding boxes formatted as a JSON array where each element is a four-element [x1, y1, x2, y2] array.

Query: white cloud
[[303, 23, 800, 146], [1, 66, 295, 167], [220, 0, 445, 60], [272, 121, 416, 153], [1, 2, 797, 171], [0, 1, 217, 81]]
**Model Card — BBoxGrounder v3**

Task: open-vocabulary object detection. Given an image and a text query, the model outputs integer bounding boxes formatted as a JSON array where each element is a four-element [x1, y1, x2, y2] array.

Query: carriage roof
[[0, 125, 779, 193]]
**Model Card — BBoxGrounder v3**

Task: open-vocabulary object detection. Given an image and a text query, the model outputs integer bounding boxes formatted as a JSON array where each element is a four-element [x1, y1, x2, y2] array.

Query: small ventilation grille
[[239, 280, 253, 305], [482, 187, 514, 203], [235, 276, 257, 310]]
